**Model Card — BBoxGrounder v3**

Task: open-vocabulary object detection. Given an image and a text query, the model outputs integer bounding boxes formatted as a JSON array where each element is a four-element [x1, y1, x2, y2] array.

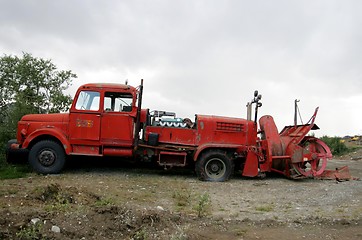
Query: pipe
[[247, 102, 252, 121], [133, 79, 144, 151], [294, 99, 300, 127]]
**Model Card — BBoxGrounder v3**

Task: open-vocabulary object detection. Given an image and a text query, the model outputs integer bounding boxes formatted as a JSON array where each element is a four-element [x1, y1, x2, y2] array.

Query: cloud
[[0, 0, 361, 136]]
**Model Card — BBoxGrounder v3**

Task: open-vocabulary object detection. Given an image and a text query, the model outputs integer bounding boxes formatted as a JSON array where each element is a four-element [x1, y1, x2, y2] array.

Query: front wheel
[[29, 140, 66, 174], [196, 150, 234, 182]]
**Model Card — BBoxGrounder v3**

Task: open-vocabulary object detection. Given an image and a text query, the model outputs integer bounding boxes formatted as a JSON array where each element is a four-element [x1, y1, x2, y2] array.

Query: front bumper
[[5, 139, 29, 163]]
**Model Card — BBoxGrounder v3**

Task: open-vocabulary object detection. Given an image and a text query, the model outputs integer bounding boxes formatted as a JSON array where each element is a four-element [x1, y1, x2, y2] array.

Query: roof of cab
[[79, 83, 136, 91]]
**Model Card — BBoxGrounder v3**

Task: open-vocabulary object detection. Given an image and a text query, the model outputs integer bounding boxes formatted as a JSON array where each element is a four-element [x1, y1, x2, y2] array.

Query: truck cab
[[8, 83, 140, 174], [69, 83, 138, 157]]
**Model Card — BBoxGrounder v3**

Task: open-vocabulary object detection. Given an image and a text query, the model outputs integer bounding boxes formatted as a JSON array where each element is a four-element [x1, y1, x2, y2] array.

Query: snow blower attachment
[[255, 99, 352, 180]]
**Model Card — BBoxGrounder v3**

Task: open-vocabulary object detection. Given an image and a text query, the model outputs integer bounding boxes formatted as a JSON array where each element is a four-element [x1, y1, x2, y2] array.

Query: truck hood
[[21, 113, 69, 122]]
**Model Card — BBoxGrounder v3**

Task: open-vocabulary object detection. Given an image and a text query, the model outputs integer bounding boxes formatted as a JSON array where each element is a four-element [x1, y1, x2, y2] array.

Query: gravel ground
[[0, 154, 361, 239]]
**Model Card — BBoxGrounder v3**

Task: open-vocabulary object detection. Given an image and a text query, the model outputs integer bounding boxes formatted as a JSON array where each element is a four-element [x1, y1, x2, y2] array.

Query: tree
[[0, 52, 77, 146]]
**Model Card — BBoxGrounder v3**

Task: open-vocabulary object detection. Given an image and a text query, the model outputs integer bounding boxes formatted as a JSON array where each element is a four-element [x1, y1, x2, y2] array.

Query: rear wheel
[[29, 140, 66, 174], [196, 150, 234, 182]]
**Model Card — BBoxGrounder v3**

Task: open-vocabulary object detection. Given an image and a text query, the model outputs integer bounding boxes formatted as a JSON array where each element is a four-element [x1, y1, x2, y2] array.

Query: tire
[[29, 140, 66, 174], [195, 150, 234, 182]]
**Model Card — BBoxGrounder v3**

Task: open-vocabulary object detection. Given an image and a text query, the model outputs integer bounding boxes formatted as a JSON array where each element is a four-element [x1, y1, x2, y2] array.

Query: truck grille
[[216, 122, 244, 132]]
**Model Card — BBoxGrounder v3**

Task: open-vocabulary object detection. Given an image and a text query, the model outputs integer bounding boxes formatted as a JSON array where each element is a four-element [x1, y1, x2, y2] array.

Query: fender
[[22, 128, 71, 154], [193, 143, 242, 161]]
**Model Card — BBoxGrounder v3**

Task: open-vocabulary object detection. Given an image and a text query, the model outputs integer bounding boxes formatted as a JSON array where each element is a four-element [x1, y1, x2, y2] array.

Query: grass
[[0, 151, 30, 179], [94, 197, 115, 207], [255, 204, 274, 212], [0, 164, 30, 179], [16, 222, 43, 240], [132, 227, 148, 240]]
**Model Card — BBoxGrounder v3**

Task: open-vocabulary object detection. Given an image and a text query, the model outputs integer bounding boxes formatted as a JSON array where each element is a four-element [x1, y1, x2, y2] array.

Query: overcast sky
[[1, 0, 361, 137]]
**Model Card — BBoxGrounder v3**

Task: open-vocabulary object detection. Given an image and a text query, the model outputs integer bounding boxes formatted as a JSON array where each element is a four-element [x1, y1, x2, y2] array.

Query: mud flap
[[242, 151, 259, 177]]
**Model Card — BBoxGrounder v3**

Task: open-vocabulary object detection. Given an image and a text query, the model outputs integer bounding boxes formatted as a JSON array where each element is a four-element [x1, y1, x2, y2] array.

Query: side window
[[104, 92, 133, 112], [75, 91, 100, 111]]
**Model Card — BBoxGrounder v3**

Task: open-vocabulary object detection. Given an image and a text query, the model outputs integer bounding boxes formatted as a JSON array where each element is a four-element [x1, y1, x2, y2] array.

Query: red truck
[[7, 80, 333, 181]]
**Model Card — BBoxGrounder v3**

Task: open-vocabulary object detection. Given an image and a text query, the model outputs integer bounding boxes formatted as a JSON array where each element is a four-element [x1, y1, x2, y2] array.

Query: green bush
[[320, 136, 349, 156], [0, 52, 76, 180]]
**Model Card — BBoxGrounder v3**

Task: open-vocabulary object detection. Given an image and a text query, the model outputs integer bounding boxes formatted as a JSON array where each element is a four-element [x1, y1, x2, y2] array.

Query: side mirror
[[258, 94, 262, 100], [254, 90, 258, 98]]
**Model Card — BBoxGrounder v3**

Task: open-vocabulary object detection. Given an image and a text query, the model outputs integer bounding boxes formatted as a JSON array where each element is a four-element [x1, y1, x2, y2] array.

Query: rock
[[30, 218, 41, 225], [156, 206, 165, 211], [51, 225, 61, 233]]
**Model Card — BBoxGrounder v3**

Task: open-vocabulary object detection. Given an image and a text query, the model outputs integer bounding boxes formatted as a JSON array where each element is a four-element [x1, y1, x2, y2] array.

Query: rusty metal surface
[[317, 166, 358, 181]]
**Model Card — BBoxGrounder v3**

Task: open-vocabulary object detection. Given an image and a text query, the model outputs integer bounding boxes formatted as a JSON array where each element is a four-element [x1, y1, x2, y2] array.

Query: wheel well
[[28, 135, 64, 150], [197, 148, 235, 161]]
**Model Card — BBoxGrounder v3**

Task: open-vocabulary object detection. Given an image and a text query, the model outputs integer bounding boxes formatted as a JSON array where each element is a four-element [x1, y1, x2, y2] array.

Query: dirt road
[[1, 155, 361, 239]]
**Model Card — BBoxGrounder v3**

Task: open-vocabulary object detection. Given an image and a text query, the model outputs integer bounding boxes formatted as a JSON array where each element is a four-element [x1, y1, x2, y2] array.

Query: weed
[[132, 227, 148, 240], [255, 204, 274, 212], [37, 184, 72, 212], [94, 197, 114, 207], [193, 193, 210, 218], [285, 202, 292, 209], [45, 194, 70, 212], [16, 222, 42, 240], [170, 231, 188, 240], [172, 188, 191, 208], [235, 228, 248, 237], [38, 183, 61, 201]]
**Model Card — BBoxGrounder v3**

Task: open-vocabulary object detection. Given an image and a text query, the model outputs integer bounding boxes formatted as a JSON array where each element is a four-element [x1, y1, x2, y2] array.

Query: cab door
[[69, 90, 102, 155], [101, 92, 135, 147]]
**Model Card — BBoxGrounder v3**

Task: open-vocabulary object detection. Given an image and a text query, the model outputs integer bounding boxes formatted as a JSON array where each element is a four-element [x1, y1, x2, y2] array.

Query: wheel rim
[[205, 158, 226, 179], [292, 138, 331, 177], [38, 149, 56, 167]]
